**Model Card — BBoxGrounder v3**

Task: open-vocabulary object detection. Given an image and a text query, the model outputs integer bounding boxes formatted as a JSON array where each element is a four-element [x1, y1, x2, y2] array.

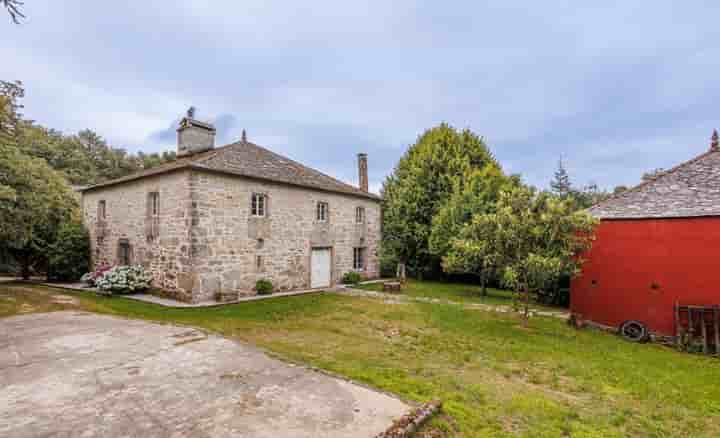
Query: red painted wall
[[571, 217, 720, 336]]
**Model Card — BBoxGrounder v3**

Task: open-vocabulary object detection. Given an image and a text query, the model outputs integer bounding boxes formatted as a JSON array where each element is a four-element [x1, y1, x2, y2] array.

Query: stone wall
[[82, 168, 381, 303], [189, 171, 381, 302], [81, 170, 195, 301]]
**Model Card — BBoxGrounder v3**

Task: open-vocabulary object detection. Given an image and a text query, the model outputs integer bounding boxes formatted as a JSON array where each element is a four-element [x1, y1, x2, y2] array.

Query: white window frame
[[356, 206, 365, 224], [252, 193, 267, 217], [316, 201, 329, 222], [353, 247, 365, 271]]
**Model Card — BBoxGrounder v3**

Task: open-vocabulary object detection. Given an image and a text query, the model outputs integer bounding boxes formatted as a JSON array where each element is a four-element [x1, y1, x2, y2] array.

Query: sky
[[2, 1, 719, 194]]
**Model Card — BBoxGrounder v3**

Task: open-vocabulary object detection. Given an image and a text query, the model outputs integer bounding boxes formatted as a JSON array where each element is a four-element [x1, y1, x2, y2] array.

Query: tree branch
[[3, 0, 25, 24]]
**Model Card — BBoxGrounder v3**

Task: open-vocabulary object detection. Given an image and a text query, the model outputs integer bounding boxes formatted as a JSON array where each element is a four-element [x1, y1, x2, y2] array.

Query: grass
[[354, 279, 563, 312], [2, 282, 720, 437]]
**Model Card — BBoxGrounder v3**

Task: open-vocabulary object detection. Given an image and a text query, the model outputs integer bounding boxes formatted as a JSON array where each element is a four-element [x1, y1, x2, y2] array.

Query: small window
[[149, 192, 160, 217], [256, 255, 263, 271], [356, 206, 365, 224], [353, 247, 365, 271], [98, 200, 106, 219], [316, 202, 328, 222], [118, 239, 131, 266], [251, 193, 267, 217]]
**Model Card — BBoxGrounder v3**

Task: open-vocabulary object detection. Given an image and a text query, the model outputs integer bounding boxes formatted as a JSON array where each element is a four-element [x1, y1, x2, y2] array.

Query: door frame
[[310, 246, 334, 289]]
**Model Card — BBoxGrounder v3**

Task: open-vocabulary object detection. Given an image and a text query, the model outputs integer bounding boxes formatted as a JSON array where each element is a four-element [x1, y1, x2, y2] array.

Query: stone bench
[[383, 281, 402, 293]]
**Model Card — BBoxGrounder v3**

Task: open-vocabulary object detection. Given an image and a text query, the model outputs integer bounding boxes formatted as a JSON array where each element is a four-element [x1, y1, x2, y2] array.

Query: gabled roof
[[81, 141, 380, 201], [588, 144, 720, 219]]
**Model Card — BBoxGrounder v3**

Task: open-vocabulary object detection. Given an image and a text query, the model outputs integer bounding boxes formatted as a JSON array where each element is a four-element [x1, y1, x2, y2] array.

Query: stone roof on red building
[[588, 131, 720, 219]]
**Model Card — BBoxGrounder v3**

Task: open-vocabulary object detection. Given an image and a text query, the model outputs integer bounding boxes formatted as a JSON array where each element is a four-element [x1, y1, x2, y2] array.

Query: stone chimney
[[358, 153, 368, 192], [177, 107, 216, 157], [711, 129, 719, 151]]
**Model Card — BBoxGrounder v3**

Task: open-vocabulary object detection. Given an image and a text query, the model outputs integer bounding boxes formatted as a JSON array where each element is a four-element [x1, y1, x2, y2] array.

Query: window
[[355, 206, 365, 224], [147, 192, 160, 241], [251, 193, 267, 217], [98, 200, 106, 220], [149, 192, 160, 217], [256, 255, 263, 272], [118, 239, 131, 266], [316, 202, 328, 222], [353, 247, 365, 270]]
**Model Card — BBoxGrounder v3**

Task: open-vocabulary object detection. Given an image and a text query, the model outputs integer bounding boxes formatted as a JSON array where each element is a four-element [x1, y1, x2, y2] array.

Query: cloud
[[2, 1, 719, 191]]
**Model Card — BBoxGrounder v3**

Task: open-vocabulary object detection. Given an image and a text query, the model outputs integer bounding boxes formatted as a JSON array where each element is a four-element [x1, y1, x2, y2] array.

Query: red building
[[571, 131, 720, 338]]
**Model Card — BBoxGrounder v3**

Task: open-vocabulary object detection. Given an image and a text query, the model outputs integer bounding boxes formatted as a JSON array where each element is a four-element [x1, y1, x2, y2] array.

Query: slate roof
[[80, 141, 380, 201], [588, 146, 720, 219]]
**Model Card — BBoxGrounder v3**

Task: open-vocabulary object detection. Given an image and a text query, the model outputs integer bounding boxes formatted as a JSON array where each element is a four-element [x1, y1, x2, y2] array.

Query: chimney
[[358, 153, 368, 192], [711, 129, 719, 151], [177, 107, 216, 157]]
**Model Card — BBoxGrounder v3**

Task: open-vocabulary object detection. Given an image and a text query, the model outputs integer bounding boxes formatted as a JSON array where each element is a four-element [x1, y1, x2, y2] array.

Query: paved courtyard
[[0, 312, 409, 437]]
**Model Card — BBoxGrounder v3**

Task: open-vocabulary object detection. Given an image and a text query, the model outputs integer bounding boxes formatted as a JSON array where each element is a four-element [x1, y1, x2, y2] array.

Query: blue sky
[[2, 1, 719, 193]]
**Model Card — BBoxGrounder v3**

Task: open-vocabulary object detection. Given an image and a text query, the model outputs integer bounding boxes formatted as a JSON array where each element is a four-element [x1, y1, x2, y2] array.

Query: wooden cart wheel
[[620, 320, 649, 342]]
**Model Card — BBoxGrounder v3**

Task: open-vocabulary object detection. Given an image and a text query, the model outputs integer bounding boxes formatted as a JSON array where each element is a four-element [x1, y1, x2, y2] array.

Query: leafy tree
[[1, 79, 79, 278], [571, 183, 611, 210], [47, 220, 90, 281], [612, 185, 628, 195], [429, 164, 519, 294], [381, 123, 497, 279], [0, 144, 78, 278], [641, 168, 665, 182], [443, 186, 598, 326]]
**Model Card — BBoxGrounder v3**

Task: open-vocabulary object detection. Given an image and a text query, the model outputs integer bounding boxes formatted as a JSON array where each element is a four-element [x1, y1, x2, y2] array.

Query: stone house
[[80, 112, 381, 302]]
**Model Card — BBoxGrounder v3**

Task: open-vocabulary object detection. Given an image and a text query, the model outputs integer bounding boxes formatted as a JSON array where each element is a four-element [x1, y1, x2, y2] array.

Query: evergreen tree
[[382, 123, 498, 279], [550, 158, 572, 198]]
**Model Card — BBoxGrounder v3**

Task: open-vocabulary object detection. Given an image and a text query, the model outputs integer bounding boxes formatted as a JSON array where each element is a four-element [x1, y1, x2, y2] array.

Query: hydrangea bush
[[80, 265, 112, 287], [83, 265, 152, 296]]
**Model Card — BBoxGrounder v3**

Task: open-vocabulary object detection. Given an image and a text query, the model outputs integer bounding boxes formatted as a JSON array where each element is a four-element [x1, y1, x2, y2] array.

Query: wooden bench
[[383, 281, 402, 293]]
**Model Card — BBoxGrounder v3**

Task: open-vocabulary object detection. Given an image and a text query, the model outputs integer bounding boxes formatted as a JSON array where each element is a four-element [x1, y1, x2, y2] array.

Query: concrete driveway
[[0, 312, 409, 437]]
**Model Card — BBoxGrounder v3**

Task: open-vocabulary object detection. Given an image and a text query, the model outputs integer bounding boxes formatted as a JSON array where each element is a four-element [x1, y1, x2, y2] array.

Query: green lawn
[[354, 279, 562, 312], [2, 282, 720, 437]]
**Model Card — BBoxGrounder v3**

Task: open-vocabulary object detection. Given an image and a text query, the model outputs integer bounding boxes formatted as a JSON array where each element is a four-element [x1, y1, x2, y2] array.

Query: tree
[[47, 219, 90, 281], [443, 186, 598, 327], [642, 168, 665, 182], [2, 0, 24, 24], [381, 123, 498, 279], [429, 164, 519, 294], [0, 144, 78, 278], [613, 185, 628, 195], [550, 158, 571, 198], [1, 79, 80, 278]]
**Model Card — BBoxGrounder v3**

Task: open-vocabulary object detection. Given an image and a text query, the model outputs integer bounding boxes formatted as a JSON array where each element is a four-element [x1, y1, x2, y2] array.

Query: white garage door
[[311, 248, 331, 289]]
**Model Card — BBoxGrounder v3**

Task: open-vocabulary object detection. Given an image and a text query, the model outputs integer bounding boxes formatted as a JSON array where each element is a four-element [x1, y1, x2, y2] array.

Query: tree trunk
[[480, 270, 487, 297], [20, 252, 31, 280], [522, 285, 530, 328]]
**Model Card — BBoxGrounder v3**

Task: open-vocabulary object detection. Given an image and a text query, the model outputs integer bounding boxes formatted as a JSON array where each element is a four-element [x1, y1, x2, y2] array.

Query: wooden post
[[700, 308, 708, 354], [714, 306, 720, 357], [675, 301, 681, 349]]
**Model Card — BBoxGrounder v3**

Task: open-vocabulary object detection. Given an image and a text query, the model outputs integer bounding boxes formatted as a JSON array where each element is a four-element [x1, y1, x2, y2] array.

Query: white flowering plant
[[93, 265, 152, 296]]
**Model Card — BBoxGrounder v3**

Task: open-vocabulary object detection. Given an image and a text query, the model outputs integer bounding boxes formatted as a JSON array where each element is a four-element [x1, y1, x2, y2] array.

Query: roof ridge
[[588, 148, 717, 212], [239, 141, 368, 194]]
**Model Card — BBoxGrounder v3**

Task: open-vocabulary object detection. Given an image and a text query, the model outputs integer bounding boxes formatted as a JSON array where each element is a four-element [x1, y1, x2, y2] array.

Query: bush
[[341, 271, 362, 285], [94, 265, 152, 296], [81, 264, 112, 287], [47, 220, 90, 281], [255, 279, 273, 295]]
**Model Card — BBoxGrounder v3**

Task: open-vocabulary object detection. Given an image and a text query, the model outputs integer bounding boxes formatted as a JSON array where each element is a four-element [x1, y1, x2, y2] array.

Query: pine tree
[[550, 158, 572, 198]]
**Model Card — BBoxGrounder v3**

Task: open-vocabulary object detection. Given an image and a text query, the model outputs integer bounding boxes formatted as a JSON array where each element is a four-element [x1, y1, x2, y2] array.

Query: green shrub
[[47, 220, 90, 281], [94, 265, 152, 295], [341, 271, 362, 285], [256, 279, 273, 295]]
